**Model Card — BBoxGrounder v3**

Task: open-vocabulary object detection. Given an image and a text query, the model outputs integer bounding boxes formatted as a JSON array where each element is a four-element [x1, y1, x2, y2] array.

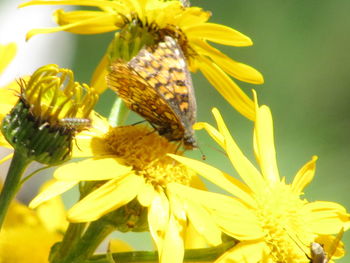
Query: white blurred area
[[0, 0, 76, 202]]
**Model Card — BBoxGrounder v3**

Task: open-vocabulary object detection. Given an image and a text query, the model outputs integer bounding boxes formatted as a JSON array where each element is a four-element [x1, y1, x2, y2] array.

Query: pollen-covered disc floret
[[104, 125, 193, 187], [255, 181, 312, 263], [1, 64, 98, 164]]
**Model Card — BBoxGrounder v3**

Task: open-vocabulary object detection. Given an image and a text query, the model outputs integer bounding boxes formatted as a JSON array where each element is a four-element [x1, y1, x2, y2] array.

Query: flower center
[[255, 182, 312, 263], [104, 125, 193, 187]]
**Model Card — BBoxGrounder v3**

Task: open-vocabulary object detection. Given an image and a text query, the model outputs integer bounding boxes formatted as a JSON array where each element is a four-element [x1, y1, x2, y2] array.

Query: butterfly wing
[[107, 61, 180, 132], [129, 36, 197, 143]]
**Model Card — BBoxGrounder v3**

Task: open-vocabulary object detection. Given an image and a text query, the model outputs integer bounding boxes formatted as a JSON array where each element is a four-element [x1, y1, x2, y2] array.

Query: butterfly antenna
[[196, 142, 206, 160], [283, 227, 311, 261], [131, 120, 147, 126], [205, 144, 228, 158]]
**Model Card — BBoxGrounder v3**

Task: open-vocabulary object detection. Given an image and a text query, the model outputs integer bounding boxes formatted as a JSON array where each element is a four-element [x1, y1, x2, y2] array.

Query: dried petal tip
[[1, 64, 98, 164]]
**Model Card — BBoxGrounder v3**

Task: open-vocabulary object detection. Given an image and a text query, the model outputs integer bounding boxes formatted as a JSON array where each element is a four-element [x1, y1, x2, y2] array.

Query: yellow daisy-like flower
[[20, 0, 264, 120], [0, 181, 67, 263], [0, 43, 17, 162], [0, 43, 16, 77], [30, 118, 225, 263], [170, 96, 350, 262], [0, 81, 18, 153]]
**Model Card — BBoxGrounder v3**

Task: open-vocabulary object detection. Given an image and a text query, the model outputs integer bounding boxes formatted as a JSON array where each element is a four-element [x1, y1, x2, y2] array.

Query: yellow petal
[[193, 39, 264, 84], [0, 82, 20, 124], [90, 55, 109, 94], [137, 182, 157, 207], [26, 12, 118, 40], [108, 239, 134, 253], [29, 180, 78, 208], [198, 56, 255, 121], [54, 10, 120, 34], [305, 201, 350, 234], [176, 7, 211, 27], [0, 43, 16, 76], [193, 122, 224, 149], [168, 154, 255, 206], [54, 157, 131, 181], [184, 222, 208, 249], [254, 104, 280, 184], [291, 156, 318, 194], [20, 0, 127, 10], [315, 232, 345, 260], [216, 240, 266, 263], [68, 173, 142, 222], [211, 108, 265, 194], [184, 23, 252, 47], [72, 113, 110, 157], [35, 180, 68, 232], [148, 190, 170, 253], [169, 184, 263, 240], [168, 184, 221, 246], [159, 214, 184, 263], [189, 175, 207, 190]]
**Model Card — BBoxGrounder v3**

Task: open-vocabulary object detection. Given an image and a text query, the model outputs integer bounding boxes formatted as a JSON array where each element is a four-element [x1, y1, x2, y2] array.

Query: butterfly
[[107, 35, 197, 149]]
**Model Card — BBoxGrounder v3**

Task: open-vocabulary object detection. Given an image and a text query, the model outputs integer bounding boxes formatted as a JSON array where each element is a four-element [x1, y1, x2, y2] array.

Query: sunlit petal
[[254, 104, 280, 184], [291, 156, 318, 194], [54, 158, 131, 181], [198, 57, 255, 120], [68, 174, 143, 222], [185, 23, 252, 46], [29, 180, 78, 208]]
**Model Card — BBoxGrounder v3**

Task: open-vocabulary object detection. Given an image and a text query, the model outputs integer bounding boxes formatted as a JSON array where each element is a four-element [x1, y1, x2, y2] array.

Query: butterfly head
[[183, 133, 197, 150]]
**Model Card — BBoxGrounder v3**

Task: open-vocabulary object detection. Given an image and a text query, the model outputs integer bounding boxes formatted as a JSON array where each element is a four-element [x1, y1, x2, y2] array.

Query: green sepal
[[102, 198, 148, 233], [1, 99, 73, 165], [108, 19, 156, 63]]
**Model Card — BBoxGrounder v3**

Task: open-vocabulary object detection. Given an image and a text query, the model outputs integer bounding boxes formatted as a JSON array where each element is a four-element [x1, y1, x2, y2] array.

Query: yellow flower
[[0, 43, 16, 77], [0, 81, 18, 152], [169, 95, 350, 262], [1, 64, 99, 164], [30, 118, 227, 263], [0, 181, 67, 263], [20, 0, 264, 120], [0, 43, 17, 162]]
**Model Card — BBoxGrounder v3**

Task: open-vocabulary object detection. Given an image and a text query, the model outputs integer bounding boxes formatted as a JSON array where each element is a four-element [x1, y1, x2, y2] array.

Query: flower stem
[[86, 240, 236, 262], [52, 220, 114, 263], [0, 150, 30, 229], [108, 98, 129, 127], [51, 223, 86, 262]]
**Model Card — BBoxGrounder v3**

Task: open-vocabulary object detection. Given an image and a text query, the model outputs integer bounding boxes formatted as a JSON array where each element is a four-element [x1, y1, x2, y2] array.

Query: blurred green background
[[2, 0, 350, 261]]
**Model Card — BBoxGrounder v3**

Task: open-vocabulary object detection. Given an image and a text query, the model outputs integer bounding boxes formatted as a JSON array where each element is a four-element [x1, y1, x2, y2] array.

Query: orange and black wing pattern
[[107, 36, 197, 148]]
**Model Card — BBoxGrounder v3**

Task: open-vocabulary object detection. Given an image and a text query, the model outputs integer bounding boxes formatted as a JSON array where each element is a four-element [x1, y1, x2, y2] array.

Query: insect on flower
[[107, 36, 197, 150], [286, 227, 344, 263], [58, 117, 91, 132], [309, 228, 344, 263]]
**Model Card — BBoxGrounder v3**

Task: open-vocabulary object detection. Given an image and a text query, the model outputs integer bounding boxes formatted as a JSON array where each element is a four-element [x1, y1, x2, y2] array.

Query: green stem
[[108, 98, 129, 127], [51, 223, 86, 263], [54, 219, 114, 263], [0, 150, 30, 229], [87, 240, 236, 262]]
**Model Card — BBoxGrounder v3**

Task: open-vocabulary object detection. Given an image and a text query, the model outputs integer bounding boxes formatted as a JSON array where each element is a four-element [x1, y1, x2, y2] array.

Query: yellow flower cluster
[[0, 1, 348, 263]]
